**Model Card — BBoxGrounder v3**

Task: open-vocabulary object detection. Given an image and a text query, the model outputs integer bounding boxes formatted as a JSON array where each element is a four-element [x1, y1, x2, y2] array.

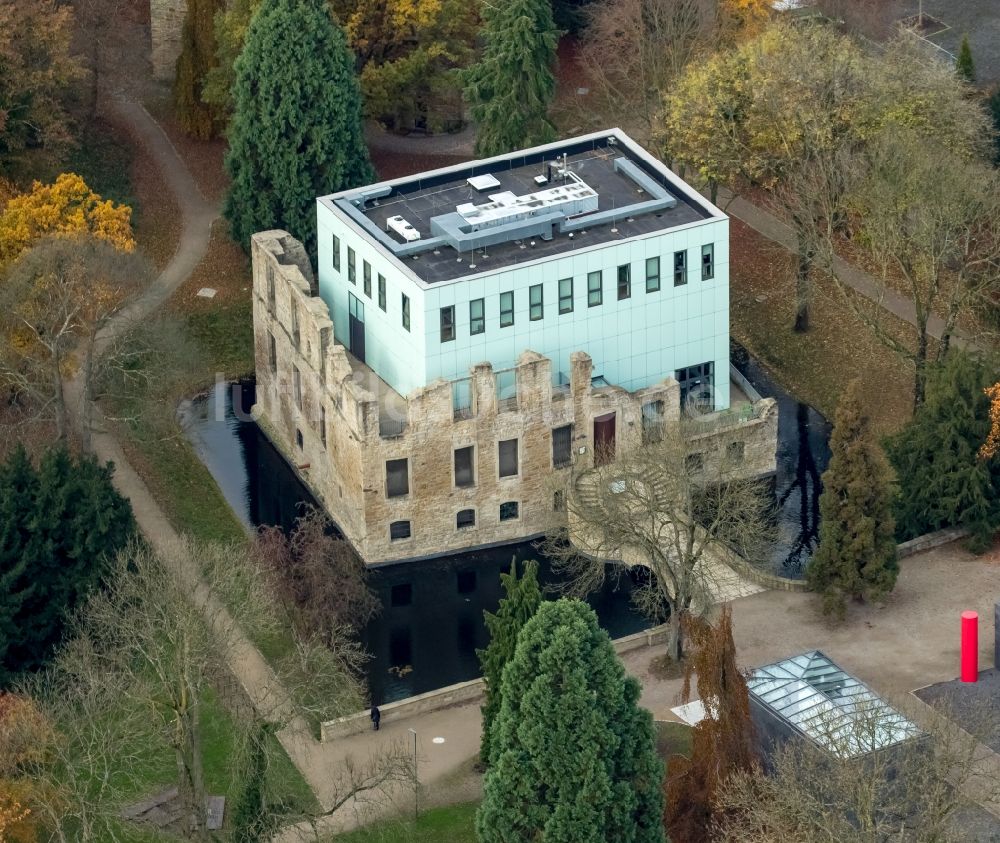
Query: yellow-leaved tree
[[0, 173, 134, 266], [980, 383, 1000, 460]]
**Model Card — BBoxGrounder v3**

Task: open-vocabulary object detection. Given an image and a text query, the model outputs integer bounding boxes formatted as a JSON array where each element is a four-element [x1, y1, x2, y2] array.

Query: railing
[[379, 416, 408, 438], [688, 401, 763, 434]]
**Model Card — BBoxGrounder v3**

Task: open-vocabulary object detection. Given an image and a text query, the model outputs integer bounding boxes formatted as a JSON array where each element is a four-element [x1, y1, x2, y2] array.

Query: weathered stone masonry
[[150, 0, 187, 81], [252, 230, 778, 566]]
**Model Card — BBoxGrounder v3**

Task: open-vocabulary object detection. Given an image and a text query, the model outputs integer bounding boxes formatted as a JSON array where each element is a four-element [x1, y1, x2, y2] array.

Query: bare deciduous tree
[[547, 430, 773, 662]]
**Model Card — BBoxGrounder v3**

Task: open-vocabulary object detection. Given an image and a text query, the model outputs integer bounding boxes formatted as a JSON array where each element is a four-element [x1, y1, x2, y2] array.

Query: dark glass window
[[386, 458, 409, 497], [558, 277, 573, 313], [702, 243, 715, 280], [348, 247, 356, 284], [402, 293, 410, 331], [552, 424, 572, 468], [470, 298, 485, 335], [456, 510, 476, 531], [378, 274, 386, 311], [389, 521, 412, 541], [454, 446, 475, 488], [498, 439, 518, 478], [440, 305, 455, 342], [617, 264, 631, 300], [332, 234, 341, 271], [587, 271, 602, 307], [500, 291, 514, 327], [529, 284, 544, 320], [499, 501, 519, 521], [674, 250, 687, 286], [363, 261, 371, 297], [646, 257, 660, 292]]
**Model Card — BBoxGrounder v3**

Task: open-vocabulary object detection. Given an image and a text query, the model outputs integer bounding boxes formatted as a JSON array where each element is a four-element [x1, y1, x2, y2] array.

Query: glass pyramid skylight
[[747, 651, 922, 759]]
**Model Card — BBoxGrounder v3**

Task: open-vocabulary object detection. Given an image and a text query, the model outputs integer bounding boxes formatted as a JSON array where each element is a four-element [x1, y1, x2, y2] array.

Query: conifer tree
[[807, 380, 898, 618], [462, 0, 559, 156], [224, 0, 374, 258], [886, 352, 1000, 552], [173, 0, 225, 139], [476, 558, 541, 766], [477, 599, 665, 843], [956, 35, 975, 83]]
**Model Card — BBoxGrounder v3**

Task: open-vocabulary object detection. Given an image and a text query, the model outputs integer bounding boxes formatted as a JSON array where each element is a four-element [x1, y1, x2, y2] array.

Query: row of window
[[388, 500, 522, 543], [436, 245, 716, 343], [334, 235, 414, 331], [385, 427, 573, 498]]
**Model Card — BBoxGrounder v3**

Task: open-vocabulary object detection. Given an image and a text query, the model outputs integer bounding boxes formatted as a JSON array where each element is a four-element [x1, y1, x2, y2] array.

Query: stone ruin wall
[[150, 0, 187, 81]]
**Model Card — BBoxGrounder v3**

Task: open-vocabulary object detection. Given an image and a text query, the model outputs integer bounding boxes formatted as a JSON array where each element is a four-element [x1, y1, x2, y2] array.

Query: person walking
[[370, 704, 381, 731]]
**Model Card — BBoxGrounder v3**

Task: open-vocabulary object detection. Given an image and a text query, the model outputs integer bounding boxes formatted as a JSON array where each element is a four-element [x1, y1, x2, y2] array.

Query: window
[[363, 260, 371, 297], [499, 501, 519, 522], [674, 250, 687, 286], [552, 424, 572, 468], [295, 428, 303, 449], [389, 521, 412, 542], [347, 247, 356, 284], [454, 446, 475, 488], [293, 366, 302, 409], [676, 361, 715, 410], [268, 332, 276, 373], [390, 582, 412, 604], [378, 274, 386, 311], [686, 452, 704, 474], [456, 510, 476, 530], [587, 271, 603, 307], [470, 298, 485, 335], [553, 490, 565, 512], [332, 234, 341, 271], [500, 291, 514, 327], [385, 458, 409, 498], [528, 284, 544, 320], [558, 278, 573, 313], [440, 305, 455, 343], [498, 439, 518, 478], [646, 257, 660, 293], [702, 243, 715, 280], [641, 400, 665, 444], [401, 293, 410, 331], [291, 299, 300, 350], [617, 264, 631, 300], [320, 405, 327, 449], [266, 265, 275, 314], [727, 441, 745, 464]]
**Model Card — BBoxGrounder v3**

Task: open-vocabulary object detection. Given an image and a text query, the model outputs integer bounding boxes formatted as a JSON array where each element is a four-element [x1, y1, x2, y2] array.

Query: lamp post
[[408, 728, 418, 820]]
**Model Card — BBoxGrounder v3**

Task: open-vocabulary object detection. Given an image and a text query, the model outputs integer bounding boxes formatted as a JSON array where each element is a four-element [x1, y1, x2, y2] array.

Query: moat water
[[182, 351, 829, 702]]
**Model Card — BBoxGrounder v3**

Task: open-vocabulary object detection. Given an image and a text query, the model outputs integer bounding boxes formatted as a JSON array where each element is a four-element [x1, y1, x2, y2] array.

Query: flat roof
[[749, 651, 922, 759], [321, 130, 721, 285]]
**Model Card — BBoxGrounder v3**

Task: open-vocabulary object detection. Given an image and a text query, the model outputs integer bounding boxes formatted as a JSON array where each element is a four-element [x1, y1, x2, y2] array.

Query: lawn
[[327, 803, 480, 843]]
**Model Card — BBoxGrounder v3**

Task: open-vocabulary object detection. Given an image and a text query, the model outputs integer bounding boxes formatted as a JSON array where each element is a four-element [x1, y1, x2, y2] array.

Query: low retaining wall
[[897, 527, 970, 559], [320, 622, 671, 742]]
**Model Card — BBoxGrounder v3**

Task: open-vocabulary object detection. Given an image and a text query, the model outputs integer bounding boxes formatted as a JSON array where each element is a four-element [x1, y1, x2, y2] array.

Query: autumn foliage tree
[[174, 0, 225, 139], [665, 607, 756, 843], [0, 173, 134, 266]]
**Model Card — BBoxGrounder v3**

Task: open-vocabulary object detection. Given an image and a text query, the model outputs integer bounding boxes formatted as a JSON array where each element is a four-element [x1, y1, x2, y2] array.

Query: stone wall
[[252, 231, 779, 566], [150, 0, 187, 81]]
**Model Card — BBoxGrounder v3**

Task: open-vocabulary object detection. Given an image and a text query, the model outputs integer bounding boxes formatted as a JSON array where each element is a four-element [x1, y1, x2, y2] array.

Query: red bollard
[[961, 611, 979, 683]]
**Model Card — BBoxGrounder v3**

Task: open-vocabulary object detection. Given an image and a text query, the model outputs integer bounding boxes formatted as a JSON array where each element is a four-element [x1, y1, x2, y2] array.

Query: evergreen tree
[[0, 446, 135, 680], [807, 380, 898, 618], [476, 558, 541, 766], [886, 352, 1000, 552], [477, 599, 665, 843], [462, 0, 559, 157], [956, 35, 975, 83], [174, 0, 225, 139], [224, 0, 374, 258], [0, 447, 39, 684]]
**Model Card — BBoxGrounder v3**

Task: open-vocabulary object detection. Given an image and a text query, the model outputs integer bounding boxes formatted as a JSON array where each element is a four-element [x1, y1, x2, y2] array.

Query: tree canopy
[[477, 599, 665, 843], [462, 0, 559, 156], [224, 0, 374, 257], [174, 0, 226, 139]]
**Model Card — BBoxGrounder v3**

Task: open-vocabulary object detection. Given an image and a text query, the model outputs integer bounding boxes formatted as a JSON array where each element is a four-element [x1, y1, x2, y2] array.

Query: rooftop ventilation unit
[[467, 174, 502, 192], [386, 215, 420, 242], [455, 173, 598, 232]]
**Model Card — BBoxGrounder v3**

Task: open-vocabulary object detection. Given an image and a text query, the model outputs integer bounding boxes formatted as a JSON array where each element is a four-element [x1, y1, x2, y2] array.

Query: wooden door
[[593, 412, 616, 466]]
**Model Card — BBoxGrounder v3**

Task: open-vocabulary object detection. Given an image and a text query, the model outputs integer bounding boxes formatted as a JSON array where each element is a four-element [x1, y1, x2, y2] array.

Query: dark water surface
[[181, 362, 831, 701]]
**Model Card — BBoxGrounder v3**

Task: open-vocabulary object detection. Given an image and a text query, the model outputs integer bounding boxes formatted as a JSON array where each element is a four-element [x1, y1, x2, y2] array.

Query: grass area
[[327, 803, 479, 843], [729, 218, 920, 435]]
